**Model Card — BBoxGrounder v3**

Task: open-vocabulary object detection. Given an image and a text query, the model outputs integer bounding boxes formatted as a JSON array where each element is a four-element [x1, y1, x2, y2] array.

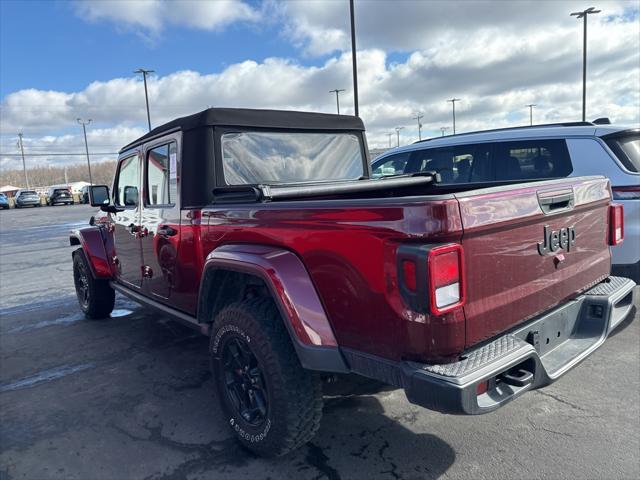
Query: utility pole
[[413, 112, 424, 141], [134, 68, 155, 131], [329, 89, 346, 114], [526, 104, 536, 126], [440, 126, 449, 137], [17, 133, 29, 188], [570, 7, 600, 122], [387, 133, 393, 148], [349, 0, 359, 117], [395, 127, 404, 147], [77, 118, 93, 184], [447, 98, 460, 134]]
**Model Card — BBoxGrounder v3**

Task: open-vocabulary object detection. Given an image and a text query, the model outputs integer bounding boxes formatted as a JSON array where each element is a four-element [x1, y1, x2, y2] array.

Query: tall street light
[[329, 89, 346, 114], [134, 68, 155, 131], [17, 133, 29, 188], [387, 133, 393, 148], [395, 126, 404, 147], [570, 7, 601, 122], [447, 98, 460, 134], [349, 0, 359, 117], [413, 112, 424, 141], [440, 126, 449, 137], [77, 118, 93, 184], [526, 104, 536, 126]]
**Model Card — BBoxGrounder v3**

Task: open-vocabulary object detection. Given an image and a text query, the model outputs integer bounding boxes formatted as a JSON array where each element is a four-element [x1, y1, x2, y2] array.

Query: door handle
[[126, 223, 139, 236], [157, 225, 178, 237]]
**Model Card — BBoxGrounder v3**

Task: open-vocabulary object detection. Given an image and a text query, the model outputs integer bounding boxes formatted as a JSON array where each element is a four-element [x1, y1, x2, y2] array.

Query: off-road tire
[[210, 297, 323, 457], [73, 248, 115, 319]]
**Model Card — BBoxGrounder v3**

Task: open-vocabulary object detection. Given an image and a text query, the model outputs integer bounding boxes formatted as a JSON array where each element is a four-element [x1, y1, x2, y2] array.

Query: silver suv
[[372, 122, 639, 281]]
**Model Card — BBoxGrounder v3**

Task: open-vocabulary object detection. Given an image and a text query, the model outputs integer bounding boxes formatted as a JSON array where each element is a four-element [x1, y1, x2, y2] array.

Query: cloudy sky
[[1, 0, 639, 170]]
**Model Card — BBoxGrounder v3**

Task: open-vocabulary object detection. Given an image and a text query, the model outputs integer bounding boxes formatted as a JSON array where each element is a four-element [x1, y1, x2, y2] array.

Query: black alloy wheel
[[74, 256, 90, 309], [220, 335, 269, 426]]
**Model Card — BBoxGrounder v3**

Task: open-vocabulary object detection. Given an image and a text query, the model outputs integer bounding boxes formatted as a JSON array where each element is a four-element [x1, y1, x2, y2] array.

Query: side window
[[115, 156, 140, 207], [406, 144, 492, 183], [146, 142, 177, 206], [371, 152, 410, 177], [493, 140, 572, 181]]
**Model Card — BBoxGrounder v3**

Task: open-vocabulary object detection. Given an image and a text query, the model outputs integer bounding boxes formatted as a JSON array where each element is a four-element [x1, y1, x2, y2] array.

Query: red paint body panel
[[200, 199, 465, 361], [205, 244, 338, 347], [457, 178, 611, 347]]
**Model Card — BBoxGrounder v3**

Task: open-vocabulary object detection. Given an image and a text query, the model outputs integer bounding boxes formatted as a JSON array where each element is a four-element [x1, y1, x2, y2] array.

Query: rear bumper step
[[345, 276, 636, 415]]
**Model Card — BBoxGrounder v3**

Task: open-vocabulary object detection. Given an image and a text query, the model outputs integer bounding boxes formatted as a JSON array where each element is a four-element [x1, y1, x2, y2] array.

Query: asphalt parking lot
[[0, 205, 639, 480]]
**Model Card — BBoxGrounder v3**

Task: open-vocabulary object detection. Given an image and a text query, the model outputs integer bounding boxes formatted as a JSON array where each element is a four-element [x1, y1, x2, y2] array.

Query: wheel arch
[[69, 227, 114, 279], [198, 244, 348, 373]]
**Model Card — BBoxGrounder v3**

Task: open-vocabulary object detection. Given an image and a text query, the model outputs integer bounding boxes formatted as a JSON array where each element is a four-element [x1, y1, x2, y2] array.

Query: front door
[[139, 138, 180, 300], [112, 154, 143, 288]]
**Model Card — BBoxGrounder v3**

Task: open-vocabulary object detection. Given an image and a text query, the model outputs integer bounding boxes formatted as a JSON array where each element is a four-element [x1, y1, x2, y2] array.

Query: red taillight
[[427, 244, 465, 315], [609, 204, 624, 246]]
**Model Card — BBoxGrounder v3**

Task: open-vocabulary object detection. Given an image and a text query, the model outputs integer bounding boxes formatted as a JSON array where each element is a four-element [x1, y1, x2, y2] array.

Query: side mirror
[[89, 185, 110, 207], [123, 186, 139, 206]]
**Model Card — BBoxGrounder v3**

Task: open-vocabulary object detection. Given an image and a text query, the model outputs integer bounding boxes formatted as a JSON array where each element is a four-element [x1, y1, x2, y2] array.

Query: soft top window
[[221, 131, 364, 185]]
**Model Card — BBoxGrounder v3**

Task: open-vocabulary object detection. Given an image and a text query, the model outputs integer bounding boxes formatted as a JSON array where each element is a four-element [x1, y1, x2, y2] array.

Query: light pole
[[77, 118, 93, 184], [526, 104, 536, 126], [329, 89, 346, 114], [440, 126, 449, 137], [395, 127, 404, 147], [447, 98, 460, 134], [387, 133, 393, 148], [17, 133, 29, 188], [349, 0, 359, 117], [413, 112, 424, 141], [134, 68, 155, 131], [570, 7, 600, 122]]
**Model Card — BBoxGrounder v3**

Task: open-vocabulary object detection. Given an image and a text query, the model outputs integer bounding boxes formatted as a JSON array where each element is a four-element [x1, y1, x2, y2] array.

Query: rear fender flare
[[199, 244, 348, 373], [69, 227, 114, 279]]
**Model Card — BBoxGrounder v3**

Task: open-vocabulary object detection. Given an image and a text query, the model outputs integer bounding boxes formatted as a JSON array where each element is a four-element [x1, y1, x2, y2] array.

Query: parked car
[[14, 190, 41, 208], [70, 108, 635, 457], [0, 193, 9, 209], [80, 185, 90, 204], [46, 187, 74, 206], [372, 122, 640, 281]]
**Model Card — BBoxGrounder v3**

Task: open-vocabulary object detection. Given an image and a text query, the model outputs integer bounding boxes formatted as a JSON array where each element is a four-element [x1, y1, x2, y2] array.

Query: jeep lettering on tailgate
[[537, 224, 577, 256]]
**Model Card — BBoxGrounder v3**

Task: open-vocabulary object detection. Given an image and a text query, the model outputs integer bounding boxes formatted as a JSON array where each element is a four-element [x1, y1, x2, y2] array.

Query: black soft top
[[120, 108, 365, 153]]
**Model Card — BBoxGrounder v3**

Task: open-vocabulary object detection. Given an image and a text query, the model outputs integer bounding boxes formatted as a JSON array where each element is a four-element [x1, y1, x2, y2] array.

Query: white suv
[[372, 122, 640, 281]]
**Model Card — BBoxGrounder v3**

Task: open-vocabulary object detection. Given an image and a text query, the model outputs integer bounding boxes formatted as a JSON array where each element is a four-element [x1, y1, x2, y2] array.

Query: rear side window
[[404, 144, 492, 183], [493, 140, 572, 181], [146, 142, 177, 206], [605, 133, 640, 172], [372, 152, 410, 177]]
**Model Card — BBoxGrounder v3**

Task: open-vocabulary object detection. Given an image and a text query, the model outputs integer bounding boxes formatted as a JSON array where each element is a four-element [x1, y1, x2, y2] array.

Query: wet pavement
[[0, 205, 638, 479]]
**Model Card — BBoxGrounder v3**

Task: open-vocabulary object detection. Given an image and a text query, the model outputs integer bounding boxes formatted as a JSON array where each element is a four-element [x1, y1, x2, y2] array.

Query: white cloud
[[1, 0, 638, 168], [73, 0, 260, 33]]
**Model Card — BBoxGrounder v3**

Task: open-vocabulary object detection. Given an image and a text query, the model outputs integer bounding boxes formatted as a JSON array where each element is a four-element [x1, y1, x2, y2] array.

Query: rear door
[[457, 176, 612, 347], [139, 136, 181, 300]]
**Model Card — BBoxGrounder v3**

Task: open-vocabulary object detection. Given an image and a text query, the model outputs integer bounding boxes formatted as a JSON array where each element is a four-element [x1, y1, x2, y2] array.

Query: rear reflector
[[609, 204, 624, 246], [427, 244, 465, 315], [402, 260, 417, 292], [476, 381, 488, 395], [612, 186, 640, 201]]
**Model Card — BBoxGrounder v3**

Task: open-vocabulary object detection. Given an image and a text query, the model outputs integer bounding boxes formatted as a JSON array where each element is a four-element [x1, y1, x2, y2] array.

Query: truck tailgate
[[456, 176, 611, 348]]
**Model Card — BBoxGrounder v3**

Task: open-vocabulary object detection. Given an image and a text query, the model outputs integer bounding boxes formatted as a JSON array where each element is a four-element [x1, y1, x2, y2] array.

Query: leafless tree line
[[0, 161, 116, 188]]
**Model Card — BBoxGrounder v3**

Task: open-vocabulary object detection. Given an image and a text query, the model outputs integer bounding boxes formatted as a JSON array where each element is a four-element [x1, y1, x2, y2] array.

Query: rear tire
[[210, 297, 323, 457], [73, 249, 115, 319]]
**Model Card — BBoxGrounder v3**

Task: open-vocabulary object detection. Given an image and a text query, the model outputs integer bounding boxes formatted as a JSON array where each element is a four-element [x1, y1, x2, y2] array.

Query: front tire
[[210, 298, 323, 457], [73, 249, 115, 319]]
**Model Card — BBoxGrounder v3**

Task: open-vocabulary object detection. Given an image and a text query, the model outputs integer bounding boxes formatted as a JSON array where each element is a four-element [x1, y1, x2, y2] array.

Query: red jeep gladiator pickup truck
[[70, 108, 636, 456]]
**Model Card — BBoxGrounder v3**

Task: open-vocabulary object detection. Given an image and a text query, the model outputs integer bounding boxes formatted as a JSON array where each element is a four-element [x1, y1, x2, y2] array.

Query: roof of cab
[[120, 107, 365, 153]]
